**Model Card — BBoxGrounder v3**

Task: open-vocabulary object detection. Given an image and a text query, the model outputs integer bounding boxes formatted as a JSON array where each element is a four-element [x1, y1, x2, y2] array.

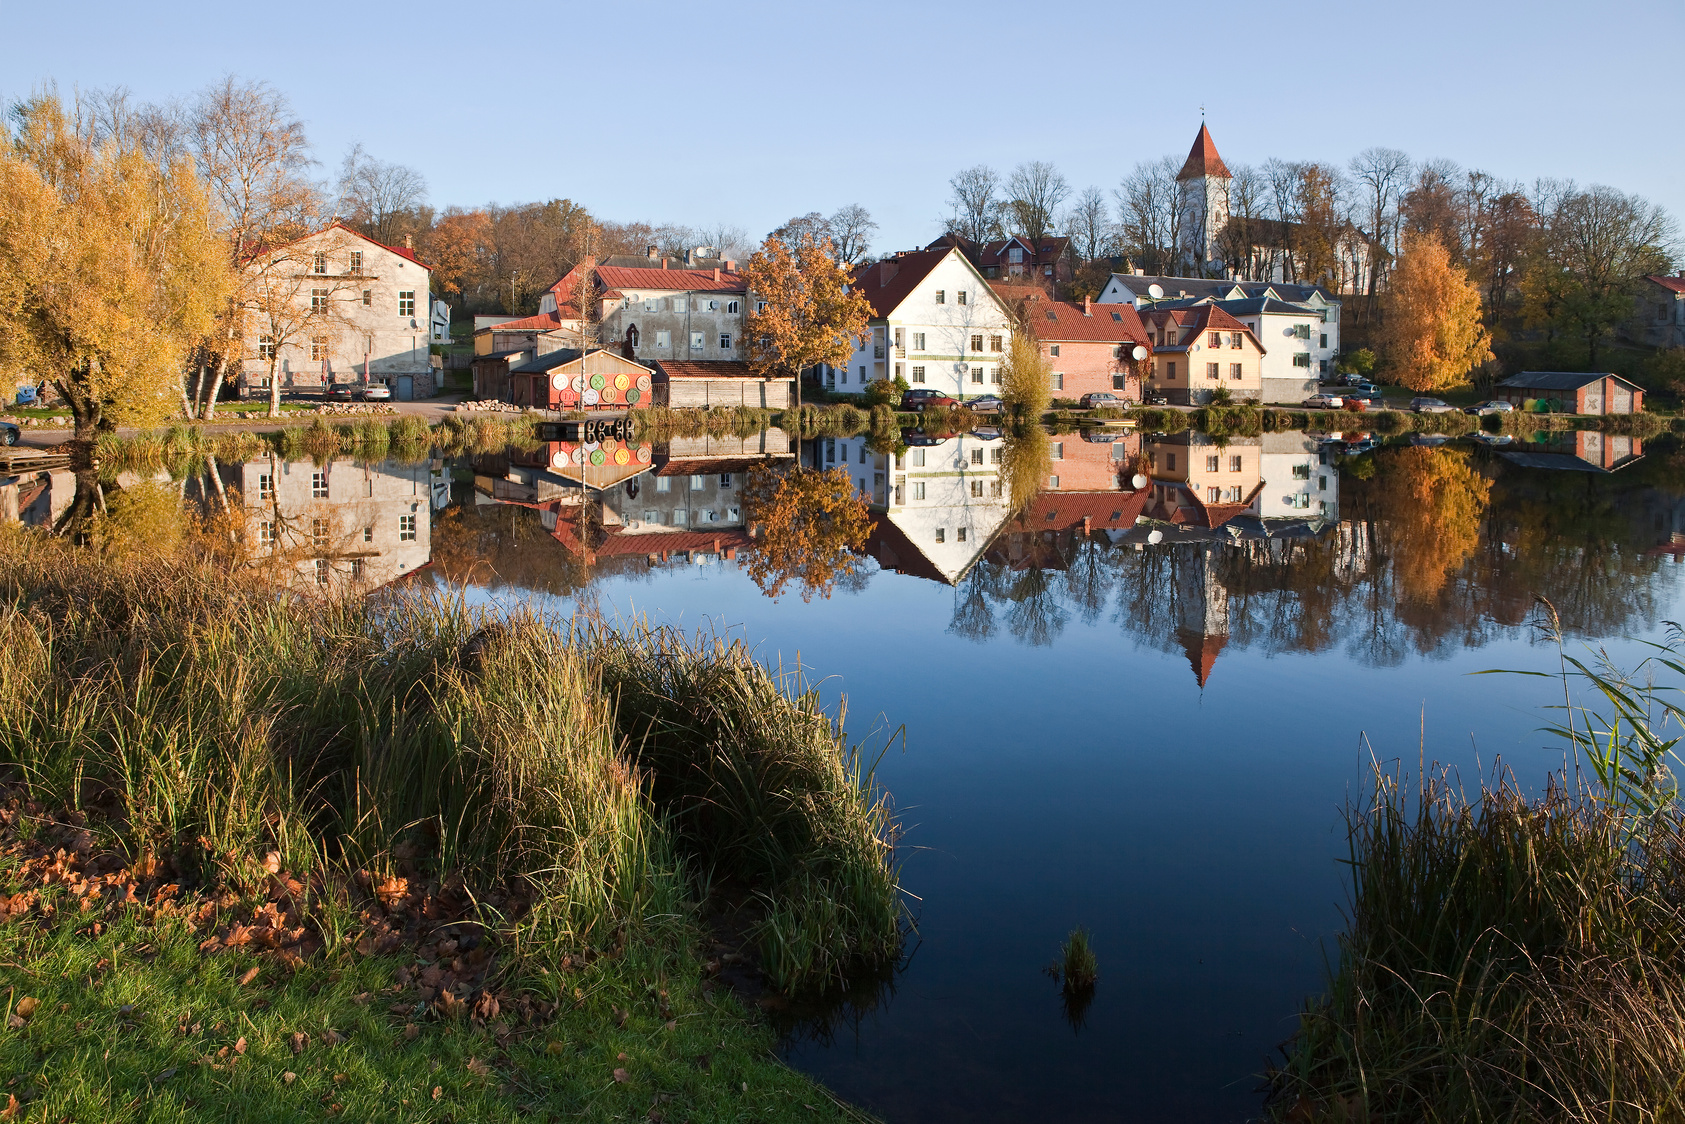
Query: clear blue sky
[[9, 0, 1683, 258]]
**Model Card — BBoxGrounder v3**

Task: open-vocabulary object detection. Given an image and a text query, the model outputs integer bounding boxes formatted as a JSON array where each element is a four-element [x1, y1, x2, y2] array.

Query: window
[[935, 528, 945, 543], [674, 297, 689, 313], [895, 363, 903, 379], [1208, 487, 1221, 502], [971, 334, 984, 351], [971, 366, 984, 384], [1111, 442, 1127, 460], [1292, 463, 1312, 480], [258, 521, 276, 545], [991, 447, 1003, 464], [350, 559, 366, 581], [934, 290, 945, 304], [312, 517, 331, 547], [312, 251, 327, 274], [756, 300, 768, 313], [257, 473, 274, 500], [858, 447, 866, 466], [1230, 363, 1242, 379], [1009, 247, 1024, 263], [1320, 333, 1328, 348], [655, 330, 672, 349], [914, 481, 926, 500], [349, 251, 362, 272], [990, 335, 1003, 352], [893, 328, 904, 350], [644, 509, 661, 525], [1224, 486, 1242, 502], [362, 289, 372, 306], [1319, 475, 1328, 491], [1050, 442, 1064, 460], [1053, 372, 1064, 390], [970, 480, 983, 497], [644, 299, 658, 312], [990, 368, 1002, 385], [690, 331, 704, 351], [1230, 333, 1242, 348], [1048, 475, 1060, 489], [311, 288, 329, 313], [692, 472, 708, 488], [990, 480, 1003, 497], [957, 290, 967, 305], [1207, 362, 1219, 379], [1294, 324, 1311, 340], [912, 365, 926, 383], [824, 440, 835, 463], [728, 300, 740, 314], [673, 509, 687, 526], [720, 333, 731, 349], [1209, 333, 1222, 347], [1167, 453, 1177, 471], [655, 477, 671, 493], [970, 449, 984, 465], [957, 527, 968, 542], [1206, 455, 1221, 472], [911, 448, 926, 467], [720, 473, 733, 488], [311, 337, 328, 361], [1167, 362, 1176, 380], [1113, 374, 1126, 389], [1050, 344, 1060, 357], [363, 525, 374, 542], [398, 514, 417, 541], [1293, 353, 1311, 367], [258, 336, 276, 360], [1230, 455, 1243, 472], [311, 471, 328, 498], [1292, 493, 1311, 509], [398, 291, 415, 317], [315, 559, 330, 585]]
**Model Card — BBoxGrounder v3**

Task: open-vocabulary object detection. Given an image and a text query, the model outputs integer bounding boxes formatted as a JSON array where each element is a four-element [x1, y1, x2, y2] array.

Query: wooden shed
[[1494, 371, 1645, 415], [651, 361, 792, 409], [510, 349, 656, 411]]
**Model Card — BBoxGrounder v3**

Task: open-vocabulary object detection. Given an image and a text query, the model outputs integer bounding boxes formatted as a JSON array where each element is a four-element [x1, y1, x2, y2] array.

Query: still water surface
[[21, 424, 1682, 1121]]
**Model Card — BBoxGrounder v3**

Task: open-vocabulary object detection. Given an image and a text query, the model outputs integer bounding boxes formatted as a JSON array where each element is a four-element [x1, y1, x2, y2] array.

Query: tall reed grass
[[0, 527, 902, 992]]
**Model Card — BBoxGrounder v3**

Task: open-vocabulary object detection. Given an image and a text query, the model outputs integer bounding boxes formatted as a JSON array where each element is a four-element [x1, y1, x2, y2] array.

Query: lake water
[[18, 423, 1683, 1121]]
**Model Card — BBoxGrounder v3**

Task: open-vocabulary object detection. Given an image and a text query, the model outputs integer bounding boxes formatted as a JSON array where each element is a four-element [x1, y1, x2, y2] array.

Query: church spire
[[1177, 124, 1231, 182]]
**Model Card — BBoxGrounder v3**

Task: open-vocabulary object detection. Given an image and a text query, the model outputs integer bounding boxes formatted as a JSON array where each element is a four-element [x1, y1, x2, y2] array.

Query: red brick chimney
[[1084, 296, 1092, 317], [713, 267, 720, 281]]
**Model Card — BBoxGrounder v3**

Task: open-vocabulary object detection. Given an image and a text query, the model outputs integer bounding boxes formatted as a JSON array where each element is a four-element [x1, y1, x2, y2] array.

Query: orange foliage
[[1380, 446, 1492, 600], [740, 464, 875, 602]]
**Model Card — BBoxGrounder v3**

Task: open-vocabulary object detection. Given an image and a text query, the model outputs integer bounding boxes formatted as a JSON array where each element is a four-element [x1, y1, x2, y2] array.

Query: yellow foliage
[[1381, 233, 1493, 393], [0, 94, 233, 439], [740, 464, 875, 602], [999, 332, 1052, 419], [1380, 446, 1492, 600], [742, 237, 872, 382]]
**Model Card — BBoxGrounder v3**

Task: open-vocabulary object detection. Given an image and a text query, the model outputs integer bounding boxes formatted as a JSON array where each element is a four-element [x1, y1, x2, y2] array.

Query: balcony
[[873, 345, 884, 359]]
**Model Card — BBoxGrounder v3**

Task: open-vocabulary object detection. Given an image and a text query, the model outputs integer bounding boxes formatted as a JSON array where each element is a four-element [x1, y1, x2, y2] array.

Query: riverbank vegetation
[[1270, 616, 1685, 1122], [0, 526, 900, 1121]]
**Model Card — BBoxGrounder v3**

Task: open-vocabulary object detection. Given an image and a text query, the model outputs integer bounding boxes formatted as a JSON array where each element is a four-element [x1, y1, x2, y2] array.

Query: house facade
[[1631, 274, 1685, 348], [1493, 371, 1645, 414], [994, 289, 1152, 402], [508, 349, 655, 411], [927, 234, 1073, 286], [837, 248, 1015, 400], [544, 259, 750, 367], [651, 360, 792, 409], [240, 223, 436, 401], [1138, 304, 1265, 405]]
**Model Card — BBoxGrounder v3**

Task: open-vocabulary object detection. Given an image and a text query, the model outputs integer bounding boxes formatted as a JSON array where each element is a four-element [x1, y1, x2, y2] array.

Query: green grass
[[1058, 928, 1097, 993], [0, 529, 900, 1121]]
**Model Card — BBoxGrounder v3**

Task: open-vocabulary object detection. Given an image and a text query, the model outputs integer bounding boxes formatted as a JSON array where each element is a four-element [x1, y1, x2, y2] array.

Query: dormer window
[[1009, 247, 1024, 264]]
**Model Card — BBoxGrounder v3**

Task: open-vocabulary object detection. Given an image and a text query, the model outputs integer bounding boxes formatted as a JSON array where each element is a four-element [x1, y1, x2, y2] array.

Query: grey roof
[[1498, 452, 1612, 473], [1496, 370, 1644, 392], [1107, 274, 1338, 306], [1154, 295, 1319, 318], [511, 349, 585, 373]]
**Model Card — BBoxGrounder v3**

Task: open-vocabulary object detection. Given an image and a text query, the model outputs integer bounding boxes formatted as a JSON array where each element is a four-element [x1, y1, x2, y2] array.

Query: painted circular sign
[[551, 450, 568, 468], [589, 374, 606, 390], [583, 389, 599, 405], [551, 373, 567, 391], [614, 373, 631, 391], [625, 389, 640, 404], [589, 449, 606, 465], [602, 387, 620, 403], [614, 448, 631, 465], [559, 390, 578, 406], [636, 375, 652, 391], [572, 447, 586, 465], [636, 446, 652, 463], [572, 375, 586, 391]]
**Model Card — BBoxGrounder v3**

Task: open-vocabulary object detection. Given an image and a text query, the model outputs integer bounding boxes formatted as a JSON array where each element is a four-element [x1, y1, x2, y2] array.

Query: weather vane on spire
[[1200, 103, 1206, 120]]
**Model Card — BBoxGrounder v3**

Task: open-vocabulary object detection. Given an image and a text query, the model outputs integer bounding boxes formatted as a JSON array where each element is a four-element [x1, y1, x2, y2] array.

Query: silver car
[[1411, 397, 1455, 413]]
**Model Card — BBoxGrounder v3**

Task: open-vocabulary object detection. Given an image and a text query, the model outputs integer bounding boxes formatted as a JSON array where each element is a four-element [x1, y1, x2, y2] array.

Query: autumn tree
[[1375, 446, 1492, 601], [741, 235, 873, 410], [997, 332, 1053, 421], [1380, 233, 1493, 392], [0, 93, 232, 444], [739, 462, 874, 602]]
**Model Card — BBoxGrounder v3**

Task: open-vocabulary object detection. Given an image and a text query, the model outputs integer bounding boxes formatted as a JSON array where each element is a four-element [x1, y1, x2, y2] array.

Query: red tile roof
[[1021, 488, 1151, 532], [1177, 124, 1231, 182], [651, 360, 763, 380], [1140, 304, 1262, 353], [653, 456, 768, 477], [1648, 275, 1685, 295], [1026, 299, 1152, 344], [849, 249, 954, 318], [1178, 629, 1227, 687], [594, 265, 746, 294], [242, 221, 435, 271], [596, 528, 754, 556], [865, 517, 955, 585], [484, 309, 579, 332], [977, 236, 1068, 267]]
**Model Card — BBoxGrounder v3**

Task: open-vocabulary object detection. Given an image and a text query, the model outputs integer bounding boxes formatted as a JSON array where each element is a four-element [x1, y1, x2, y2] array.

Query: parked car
[[900, 388, 958, 411], [965, 394, 1004, 413], [1304, 393, 1345, 410], [970, 426, 1003, 441], [1145, 392, 1170, 406], [1411, 396, 1455, 413], [1078, 391, 1124, 409], [1470, 432, 1514, 446], [361, 383, 392, 401], [325, 383, 357, 402], [1342, 383, 1384, 404], [1464, 400, 1514, 415], [0, 423, 18, 447]]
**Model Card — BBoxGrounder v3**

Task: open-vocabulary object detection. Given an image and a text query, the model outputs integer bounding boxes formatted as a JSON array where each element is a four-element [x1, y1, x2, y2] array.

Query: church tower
[[1176, 124, 1232, 273]]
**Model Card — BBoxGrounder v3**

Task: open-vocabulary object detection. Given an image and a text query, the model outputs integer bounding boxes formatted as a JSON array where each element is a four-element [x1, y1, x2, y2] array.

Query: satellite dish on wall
[[1146, 284, 1165, 299], [1131, 344, 1149, 361], [1147, 529, 1165, 545], [1131, 473, 1149, 489]]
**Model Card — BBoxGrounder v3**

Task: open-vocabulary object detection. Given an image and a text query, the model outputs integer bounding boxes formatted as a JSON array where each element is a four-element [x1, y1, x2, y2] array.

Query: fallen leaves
[[612, 1068, 630, 1084], [8, 996, 38, 1028], [238, 966, 260, 986], [287, 1031, 309, 1056]]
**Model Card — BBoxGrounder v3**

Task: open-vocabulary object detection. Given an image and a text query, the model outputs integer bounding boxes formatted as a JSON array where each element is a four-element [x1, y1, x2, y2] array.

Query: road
[[13, 393, 476, 450]]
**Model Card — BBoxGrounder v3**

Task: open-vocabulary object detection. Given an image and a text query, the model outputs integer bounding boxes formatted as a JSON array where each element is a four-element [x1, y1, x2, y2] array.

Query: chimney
[[722, 259, 736, 272], [878, 260, 899, 285], [713, 267, 720, 282], [404, 234, 413, 250], [647, 245, 659, 259], [1084, 296, 1092, 317], [661, 259, 668, 270]]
